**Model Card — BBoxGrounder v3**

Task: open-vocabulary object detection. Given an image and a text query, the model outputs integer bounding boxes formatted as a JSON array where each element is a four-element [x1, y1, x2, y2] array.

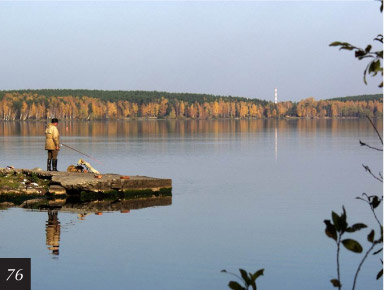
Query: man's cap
[[51, 118, 59, 123]]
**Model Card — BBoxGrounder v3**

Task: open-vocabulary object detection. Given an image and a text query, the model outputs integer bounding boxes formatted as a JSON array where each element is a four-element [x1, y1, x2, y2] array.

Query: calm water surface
[[0, 119, 382, 290]]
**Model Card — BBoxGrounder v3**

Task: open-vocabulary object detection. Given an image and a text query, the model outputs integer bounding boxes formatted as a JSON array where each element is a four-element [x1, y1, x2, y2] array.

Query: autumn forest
[[0, 90, 382, 120]]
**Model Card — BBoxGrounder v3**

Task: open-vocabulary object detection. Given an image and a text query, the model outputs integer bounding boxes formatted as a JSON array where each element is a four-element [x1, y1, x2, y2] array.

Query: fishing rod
[[61, 143, 103, 164]]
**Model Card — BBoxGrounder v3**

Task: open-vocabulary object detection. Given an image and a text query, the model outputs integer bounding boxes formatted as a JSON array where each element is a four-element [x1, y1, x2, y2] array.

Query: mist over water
[[0, 119, 382, 290]]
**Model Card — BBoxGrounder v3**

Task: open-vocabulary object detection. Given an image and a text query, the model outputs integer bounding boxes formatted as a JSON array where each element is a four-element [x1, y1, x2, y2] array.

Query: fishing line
[[61, 143, 103, 164]]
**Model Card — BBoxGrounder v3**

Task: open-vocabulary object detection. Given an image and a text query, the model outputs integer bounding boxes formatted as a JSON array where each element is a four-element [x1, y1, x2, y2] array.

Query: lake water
[[0, 119, 382, 290]]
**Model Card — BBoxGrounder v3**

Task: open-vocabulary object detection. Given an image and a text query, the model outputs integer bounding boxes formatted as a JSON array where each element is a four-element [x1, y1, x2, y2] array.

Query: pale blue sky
[[0, 1, 382, 101]]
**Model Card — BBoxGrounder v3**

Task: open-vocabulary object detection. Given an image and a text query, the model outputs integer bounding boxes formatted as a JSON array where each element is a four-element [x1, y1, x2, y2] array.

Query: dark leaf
[[368, 230, 375, 243], [369, 60, 381, 74], [346, 223, 367, 233], [325, 229, 337, 241], [340, 207, 348, 231], [324, 220, 337, 241], [342, 206, 346, 218], [340, 46, 355, 51], [329, 41, 356, 51], [355, 49, 367, 59], [239, 269, 251, 285], [251, 269, 264, 281], [364, 66, 369, 84], [365, 45, 372, 53], [221, 270, 227, 273], [342, 239, 363, 253], [381, 226, 384, 239], [373, 248, 383, 255], [229, 281, 245, 290], [249, 279, 256, 290], [329, 41, 347, 47], [377, 269, 383, 280], [330, 279, 341, 287], [371, 196, 381, 209], [332, 212, 341, 231], [374, 60, 382, 72], [351, 223, 367, 230]]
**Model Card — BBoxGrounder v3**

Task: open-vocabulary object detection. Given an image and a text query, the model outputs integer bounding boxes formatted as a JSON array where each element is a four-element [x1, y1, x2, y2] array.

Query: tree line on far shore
[[0, 90, 382, 120]]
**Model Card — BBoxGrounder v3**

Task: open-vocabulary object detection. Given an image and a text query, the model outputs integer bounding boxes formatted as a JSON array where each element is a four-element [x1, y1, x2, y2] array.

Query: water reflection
[[60, 195, 172, 213], [0, 119, 382, 138], [275, 126, 278, 161], [2, 195, 172, 257], [0, 119, 382, 290], [46, 210, 61, 257]]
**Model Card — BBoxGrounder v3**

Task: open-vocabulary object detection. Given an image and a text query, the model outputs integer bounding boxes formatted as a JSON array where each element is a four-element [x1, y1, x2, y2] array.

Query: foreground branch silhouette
[[223, 1, 383, 289]]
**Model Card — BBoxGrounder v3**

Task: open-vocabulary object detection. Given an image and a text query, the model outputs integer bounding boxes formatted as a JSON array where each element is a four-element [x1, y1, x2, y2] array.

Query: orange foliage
[[0, 92, 381, 120]]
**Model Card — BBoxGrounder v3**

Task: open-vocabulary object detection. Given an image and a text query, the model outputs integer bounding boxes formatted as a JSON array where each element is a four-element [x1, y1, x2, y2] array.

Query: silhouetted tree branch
[[362, 165, 383, 183], [330, 1, 383, 88]]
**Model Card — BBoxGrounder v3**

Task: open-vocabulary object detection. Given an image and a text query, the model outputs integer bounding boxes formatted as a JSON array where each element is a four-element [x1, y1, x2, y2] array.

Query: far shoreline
[[0, 116, 382, 122]]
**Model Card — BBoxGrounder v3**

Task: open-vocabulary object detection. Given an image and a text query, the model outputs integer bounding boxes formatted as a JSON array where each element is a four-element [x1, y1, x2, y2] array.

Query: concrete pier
[[0, 168, 172, 196]]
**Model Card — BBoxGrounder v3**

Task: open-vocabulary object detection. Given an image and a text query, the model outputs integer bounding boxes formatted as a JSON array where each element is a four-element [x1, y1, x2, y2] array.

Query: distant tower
[[274, 88, 278, 104]]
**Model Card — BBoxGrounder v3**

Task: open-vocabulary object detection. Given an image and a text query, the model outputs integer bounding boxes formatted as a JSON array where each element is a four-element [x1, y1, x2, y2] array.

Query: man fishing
[[45, 118, 60, 171]]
